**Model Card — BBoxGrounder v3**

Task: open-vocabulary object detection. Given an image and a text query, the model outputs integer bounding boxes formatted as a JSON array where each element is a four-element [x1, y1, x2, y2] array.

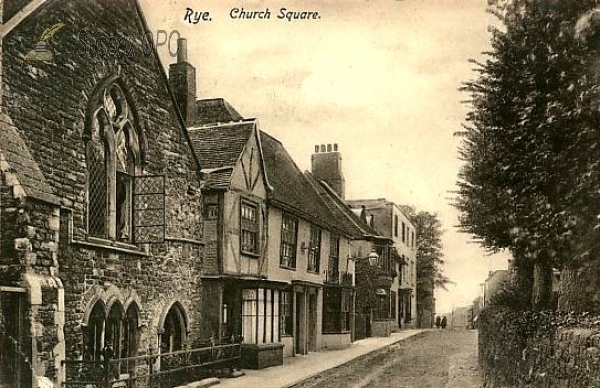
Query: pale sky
[[141, 0, 510, 314]]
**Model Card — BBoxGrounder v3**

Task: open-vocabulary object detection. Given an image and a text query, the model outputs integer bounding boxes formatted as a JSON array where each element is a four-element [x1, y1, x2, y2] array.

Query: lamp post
[[367, 248, 379, 267]]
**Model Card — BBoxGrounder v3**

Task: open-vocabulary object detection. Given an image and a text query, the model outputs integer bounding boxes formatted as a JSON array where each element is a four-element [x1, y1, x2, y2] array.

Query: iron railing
[[63, 340, 242, 388]]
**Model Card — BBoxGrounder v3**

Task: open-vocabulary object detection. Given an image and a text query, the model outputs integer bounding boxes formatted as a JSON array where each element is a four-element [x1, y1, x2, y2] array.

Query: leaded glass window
[[86, 82, 141, 242]]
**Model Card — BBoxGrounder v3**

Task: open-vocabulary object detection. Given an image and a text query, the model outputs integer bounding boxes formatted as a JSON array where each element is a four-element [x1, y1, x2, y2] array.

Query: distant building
[[346, 199, 418, 328], [470, 296, 483, 329], [307, 146, 399, 338], [448, 306, 471, 329], [483, 270, 510, 307]]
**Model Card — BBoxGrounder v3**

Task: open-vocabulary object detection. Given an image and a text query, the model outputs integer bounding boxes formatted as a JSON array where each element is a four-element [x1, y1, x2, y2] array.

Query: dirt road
[[289, 330, 482, 388]]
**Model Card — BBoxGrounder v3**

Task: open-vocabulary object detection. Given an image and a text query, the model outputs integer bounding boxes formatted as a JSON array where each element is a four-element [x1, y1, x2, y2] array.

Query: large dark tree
[[413, 212, 451, 290], [456, 0, 600, 311]]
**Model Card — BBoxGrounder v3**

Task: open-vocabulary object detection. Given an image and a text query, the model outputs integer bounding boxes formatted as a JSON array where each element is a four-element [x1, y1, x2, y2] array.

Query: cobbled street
[[289, 330, 482, 388]]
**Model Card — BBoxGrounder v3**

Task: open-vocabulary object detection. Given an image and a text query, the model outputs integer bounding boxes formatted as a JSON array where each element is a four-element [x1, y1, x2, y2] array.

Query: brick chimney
[[169, 38, 196, 126], [311, 143, 345, 199]]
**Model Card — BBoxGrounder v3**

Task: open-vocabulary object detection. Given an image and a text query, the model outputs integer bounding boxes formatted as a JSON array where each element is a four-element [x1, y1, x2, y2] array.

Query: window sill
[[279, 265, 296, 271], [241, 250, 260, 258], [73, 238, 149, 256], [307, 269, 320, 274]]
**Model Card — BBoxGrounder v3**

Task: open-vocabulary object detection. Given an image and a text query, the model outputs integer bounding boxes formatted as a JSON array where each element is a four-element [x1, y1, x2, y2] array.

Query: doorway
[[307, 292, 317, 352], [0, 291, 30, 388]]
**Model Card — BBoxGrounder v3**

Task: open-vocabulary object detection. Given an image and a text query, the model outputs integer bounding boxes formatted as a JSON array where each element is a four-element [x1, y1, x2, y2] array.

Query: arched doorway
[[159, 303, 187, 354], [123, 303, 139, 358], [105, 302, 124, 360], [86, 301, 106, 360]]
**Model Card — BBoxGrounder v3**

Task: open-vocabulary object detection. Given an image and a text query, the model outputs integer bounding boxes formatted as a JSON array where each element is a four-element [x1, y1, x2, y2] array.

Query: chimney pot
[[327, 144, 332, 152], [177, 38, 188, 63], [315, 145, 319, 153], [320, 144, 326, 152], [334, 143, 338, 151]]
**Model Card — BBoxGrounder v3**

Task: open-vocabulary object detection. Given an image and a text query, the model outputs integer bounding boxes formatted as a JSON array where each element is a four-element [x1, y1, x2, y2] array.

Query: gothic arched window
[[86, 82, 140, 242]]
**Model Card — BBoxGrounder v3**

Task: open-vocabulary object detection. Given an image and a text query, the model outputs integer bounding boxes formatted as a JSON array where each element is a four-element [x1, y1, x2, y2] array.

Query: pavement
[[218, 329, 425, 388]]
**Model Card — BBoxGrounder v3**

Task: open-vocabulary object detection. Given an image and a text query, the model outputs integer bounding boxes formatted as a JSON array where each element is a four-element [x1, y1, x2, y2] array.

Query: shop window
[[374, 292, 391, 321], [323, 288, 352, 334], [281, 291, 293, 336], [341, 291, 351, 332], [242, 288, 281, 344]]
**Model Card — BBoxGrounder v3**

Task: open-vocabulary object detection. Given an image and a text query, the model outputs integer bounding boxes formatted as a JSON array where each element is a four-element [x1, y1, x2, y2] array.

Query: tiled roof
[[346, 198, 389, 210], [305, 172, 381, 239], [188, 121, 255, 188], [0, 113, 60, 205], [195, 98, 244, 126], [203, 167, 234, 190], [259, 131, 340, 230]]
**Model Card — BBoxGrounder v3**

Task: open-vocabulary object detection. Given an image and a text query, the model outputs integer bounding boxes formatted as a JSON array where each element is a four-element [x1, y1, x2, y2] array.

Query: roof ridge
[[188, 118, 256, 131]]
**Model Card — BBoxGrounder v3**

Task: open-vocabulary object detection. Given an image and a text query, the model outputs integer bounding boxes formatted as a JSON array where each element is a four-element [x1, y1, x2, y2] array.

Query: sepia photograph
[[1, 0, 599, 387]]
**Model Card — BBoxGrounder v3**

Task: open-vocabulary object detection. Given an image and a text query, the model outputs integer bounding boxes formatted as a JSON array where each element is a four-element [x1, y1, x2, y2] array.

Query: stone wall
[[0, 0, 208, 385], [479, 307, 600, 388]]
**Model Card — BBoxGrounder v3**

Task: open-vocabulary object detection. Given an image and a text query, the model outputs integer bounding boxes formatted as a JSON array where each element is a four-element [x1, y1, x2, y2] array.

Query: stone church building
[[0, 0, 207, 386]]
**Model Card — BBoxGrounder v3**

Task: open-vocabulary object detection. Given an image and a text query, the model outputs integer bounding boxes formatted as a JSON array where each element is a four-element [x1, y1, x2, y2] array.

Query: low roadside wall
[[479, 306, 600, 387]]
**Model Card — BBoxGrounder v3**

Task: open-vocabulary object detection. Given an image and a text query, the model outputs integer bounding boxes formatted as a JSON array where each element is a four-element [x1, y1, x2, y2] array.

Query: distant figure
[[441, 316, 447, 329], [435, 316, 441, 329]]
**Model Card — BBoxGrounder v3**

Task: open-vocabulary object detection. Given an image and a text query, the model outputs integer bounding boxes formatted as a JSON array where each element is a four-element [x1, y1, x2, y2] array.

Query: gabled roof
[[347, 198, 416, 228], [0, 113, 60, 205], [195, 98, 244, 126], [259, 131, 344, 232], [188, 120, 256, 189], [346, 198, 389, 210], [305, 172, 388, 241]]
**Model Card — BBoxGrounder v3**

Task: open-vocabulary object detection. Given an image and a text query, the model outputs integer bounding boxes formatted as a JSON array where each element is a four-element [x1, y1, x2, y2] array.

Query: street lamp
[[368, 248, 379, 267]]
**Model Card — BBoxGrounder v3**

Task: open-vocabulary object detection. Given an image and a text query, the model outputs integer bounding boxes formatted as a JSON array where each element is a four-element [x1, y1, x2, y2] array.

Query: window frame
[[307, 225, 321, 273], [242, 288, 281, 344], [85, 80, 170, 247], [401, 222, 406, 243], [280, 291, 293, 337], [240, 199, 260, 256], [280, 214, 298, 269], [322, 288, 352, 334], [327, 234, 340, 283]]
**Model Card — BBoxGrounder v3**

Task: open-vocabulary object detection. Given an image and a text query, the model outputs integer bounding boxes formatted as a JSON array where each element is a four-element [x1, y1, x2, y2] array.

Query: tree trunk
[[531, 260, 553, 311], [558, 257, 600, 314], [508, 255, 533, 309]]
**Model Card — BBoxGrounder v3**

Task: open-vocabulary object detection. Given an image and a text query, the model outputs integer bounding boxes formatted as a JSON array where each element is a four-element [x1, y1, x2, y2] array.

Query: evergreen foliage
[[456, 0, 600, 274]]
